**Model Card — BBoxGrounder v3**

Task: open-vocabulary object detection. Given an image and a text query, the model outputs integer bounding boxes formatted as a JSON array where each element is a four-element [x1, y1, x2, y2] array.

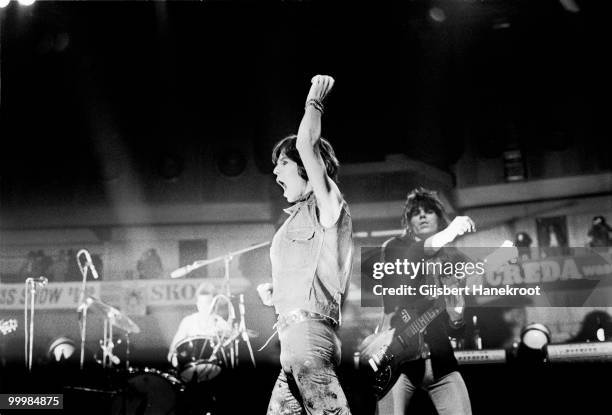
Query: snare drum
[[111, 367, 184, 415], [172, 335, 227, 383]]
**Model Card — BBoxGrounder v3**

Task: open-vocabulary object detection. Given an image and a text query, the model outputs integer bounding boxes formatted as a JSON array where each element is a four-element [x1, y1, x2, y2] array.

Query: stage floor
[[1, 360, 610, 414]]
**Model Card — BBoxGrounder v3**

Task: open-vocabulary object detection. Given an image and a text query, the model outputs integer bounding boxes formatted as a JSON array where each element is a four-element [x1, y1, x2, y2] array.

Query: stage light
[[429, 7, 446, 23], [0, 0, 10, 9], [515, 323, 551, 363], [521, 323, 551, 350], [48, 336, 76, 362], [17, 0, 36, 6]]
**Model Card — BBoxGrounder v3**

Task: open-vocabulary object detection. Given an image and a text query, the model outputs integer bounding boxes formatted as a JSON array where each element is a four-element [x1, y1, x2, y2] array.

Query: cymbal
[[85, 296, 141, 334]]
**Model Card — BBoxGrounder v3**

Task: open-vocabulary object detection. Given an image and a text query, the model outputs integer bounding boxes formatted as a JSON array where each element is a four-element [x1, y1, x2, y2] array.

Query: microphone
[[77, 249, 99, 279], [170, 264, 195, 279], [26, 276, 48, 290], [88, 260, 99, 280]]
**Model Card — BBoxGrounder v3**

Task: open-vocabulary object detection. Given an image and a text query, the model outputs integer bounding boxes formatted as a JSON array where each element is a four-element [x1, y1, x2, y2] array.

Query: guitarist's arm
[[424, 216, 476, 255], [424, 215, 474, 333]]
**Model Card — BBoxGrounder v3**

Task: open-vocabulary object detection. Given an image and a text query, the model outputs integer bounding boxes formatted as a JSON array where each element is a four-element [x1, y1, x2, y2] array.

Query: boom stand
[[76, 250, 93, 370]]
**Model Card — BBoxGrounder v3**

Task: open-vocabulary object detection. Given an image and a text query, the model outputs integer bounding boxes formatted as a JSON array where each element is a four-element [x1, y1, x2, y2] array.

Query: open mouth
[[276, 178, 286, 190]]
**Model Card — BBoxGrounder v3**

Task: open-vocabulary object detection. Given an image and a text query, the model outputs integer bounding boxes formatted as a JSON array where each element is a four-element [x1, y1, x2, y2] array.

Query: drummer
[[167, 282, 232, 363]]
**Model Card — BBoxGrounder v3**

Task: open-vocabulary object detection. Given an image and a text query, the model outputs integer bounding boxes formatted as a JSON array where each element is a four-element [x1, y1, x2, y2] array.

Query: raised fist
[[306, 75, 335, 104]]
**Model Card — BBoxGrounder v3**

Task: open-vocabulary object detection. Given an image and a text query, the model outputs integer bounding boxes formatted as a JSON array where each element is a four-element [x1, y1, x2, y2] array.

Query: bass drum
[[110, 367, 185, 415], [172, 335, 227, 383]]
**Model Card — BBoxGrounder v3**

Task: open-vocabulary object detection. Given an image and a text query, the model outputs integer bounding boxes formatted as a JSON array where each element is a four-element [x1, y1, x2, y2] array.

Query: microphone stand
[[24, 277, 46, 372], [76, 250, 91, 370], [238, 294, 256, 367], [24, 279, 34, 372], [171, 241, 269, 368]]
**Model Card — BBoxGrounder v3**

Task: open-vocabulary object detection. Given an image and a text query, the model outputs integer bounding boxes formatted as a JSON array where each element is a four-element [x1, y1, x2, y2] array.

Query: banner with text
[[0, 277, 250, 312]]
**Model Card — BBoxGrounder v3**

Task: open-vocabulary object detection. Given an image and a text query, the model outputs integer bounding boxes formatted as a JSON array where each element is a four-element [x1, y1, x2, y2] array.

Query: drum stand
[[125, 333, 131, 369], [80, 296, 140, 371], [236, 293, 256, 368], [215, 249, 261, 369], [101, 318, 120, 369]]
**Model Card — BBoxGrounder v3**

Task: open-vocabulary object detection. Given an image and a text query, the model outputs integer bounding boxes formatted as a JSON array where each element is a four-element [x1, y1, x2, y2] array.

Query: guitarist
[[378, 188, 474, 415]]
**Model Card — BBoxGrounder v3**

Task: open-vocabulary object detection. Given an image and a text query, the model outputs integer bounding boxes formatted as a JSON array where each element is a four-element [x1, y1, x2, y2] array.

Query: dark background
[[1, 0, 610, 204]]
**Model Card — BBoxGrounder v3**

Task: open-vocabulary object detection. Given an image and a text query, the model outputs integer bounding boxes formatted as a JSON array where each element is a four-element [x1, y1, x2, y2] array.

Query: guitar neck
[[401, 303, 445, 338]]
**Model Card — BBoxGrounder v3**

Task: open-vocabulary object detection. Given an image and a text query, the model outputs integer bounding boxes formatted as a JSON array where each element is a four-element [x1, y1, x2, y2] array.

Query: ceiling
[[0, 0, 608, 197]]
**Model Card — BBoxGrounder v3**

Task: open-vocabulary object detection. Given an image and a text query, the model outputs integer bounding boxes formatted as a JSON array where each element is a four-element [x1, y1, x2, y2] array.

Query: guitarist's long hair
[[401, 187, 450, 240]]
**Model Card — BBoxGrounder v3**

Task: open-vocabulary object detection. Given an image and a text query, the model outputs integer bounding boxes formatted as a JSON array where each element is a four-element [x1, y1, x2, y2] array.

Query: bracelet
[[305, 98, 324, 114]]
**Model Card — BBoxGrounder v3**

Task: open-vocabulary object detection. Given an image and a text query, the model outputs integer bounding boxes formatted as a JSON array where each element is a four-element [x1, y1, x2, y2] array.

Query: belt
[[275, 309, 337, 332], [257, 309, 338, 352]]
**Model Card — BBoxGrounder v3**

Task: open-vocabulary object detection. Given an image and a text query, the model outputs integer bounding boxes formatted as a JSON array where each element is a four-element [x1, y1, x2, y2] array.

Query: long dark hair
[[271, 135, 339, 182], [401, 187, 450, 239]]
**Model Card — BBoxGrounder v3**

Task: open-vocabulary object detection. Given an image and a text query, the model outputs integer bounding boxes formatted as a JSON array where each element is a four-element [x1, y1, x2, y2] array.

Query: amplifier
[[454, 349, 506, 365], [546, 341, 612, 362]]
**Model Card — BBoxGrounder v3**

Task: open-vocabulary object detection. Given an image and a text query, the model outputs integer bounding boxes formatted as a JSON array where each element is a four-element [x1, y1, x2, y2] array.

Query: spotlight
[[521, 323, 551, 350], [428, 7, 446, 23], [0, 0, 10, 9], [18, 0, 36, 6], [48, 336, 76, 362], [515, 323, 551, 363]]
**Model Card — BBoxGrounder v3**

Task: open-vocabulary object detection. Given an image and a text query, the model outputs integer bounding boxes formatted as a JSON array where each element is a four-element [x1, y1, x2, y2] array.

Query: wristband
[[305, 98, 324, 114]]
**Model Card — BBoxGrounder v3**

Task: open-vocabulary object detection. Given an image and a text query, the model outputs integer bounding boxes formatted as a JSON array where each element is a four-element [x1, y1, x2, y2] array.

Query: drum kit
[[66, 245, 264, 414], [171, 327, 260, 384], [77, 295, 259, 415]]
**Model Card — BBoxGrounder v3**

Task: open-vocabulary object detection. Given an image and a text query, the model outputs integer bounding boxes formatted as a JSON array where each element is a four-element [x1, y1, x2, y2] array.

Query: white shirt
[[167, 312, 232, 361]]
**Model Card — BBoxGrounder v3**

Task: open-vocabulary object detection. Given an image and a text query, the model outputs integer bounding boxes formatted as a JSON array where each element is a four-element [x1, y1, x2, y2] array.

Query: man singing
[[257, 75, 353, 415]]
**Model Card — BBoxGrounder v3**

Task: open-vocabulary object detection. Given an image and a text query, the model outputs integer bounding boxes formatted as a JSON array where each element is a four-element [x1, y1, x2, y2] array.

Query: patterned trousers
[[266, 319, 351, 415]]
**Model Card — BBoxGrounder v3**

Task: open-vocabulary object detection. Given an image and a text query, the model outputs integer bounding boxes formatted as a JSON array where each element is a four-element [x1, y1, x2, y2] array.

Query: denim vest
[[270, 192, 353, 324]]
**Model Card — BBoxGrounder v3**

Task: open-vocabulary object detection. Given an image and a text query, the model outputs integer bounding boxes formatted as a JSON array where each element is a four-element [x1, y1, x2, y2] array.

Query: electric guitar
[[358, 242, 518, 400], [358, 300, 446, 400], [0, 319, 18, 336]]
